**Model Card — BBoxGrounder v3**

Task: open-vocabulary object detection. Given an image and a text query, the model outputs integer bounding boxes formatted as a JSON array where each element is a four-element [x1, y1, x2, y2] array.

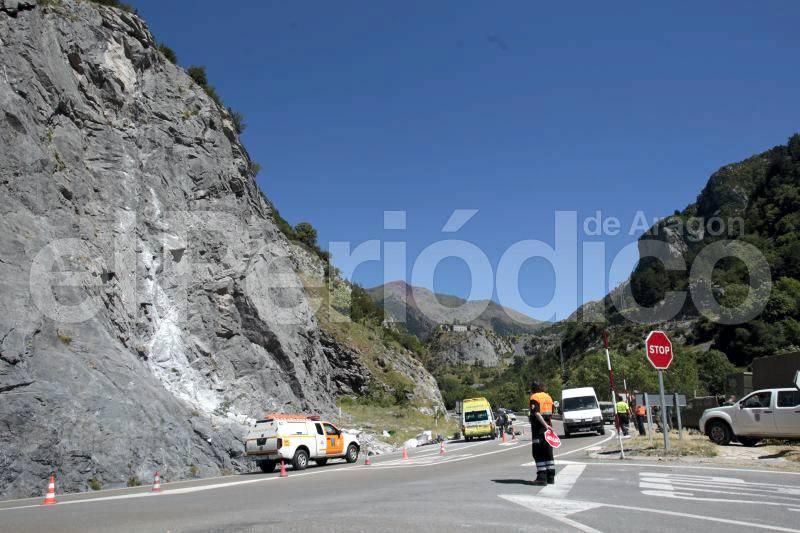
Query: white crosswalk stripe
[[639, 471, 800, 508]]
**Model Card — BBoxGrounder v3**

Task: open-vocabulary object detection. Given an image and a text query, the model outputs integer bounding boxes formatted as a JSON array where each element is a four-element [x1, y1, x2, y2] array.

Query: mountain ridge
[[368, 280, 547, 339]]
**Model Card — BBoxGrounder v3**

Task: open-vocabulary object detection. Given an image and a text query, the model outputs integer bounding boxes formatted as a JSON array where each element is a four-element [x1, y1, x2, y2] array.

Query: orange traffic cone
[[364, 452, 371, 466], [279, 459, 288, 478], [402, 447, 409, 460], [501, 430, 506, 443], [439, 441, 446, 456], [42, 475, 56, 505], [151, 471, 161, 492]]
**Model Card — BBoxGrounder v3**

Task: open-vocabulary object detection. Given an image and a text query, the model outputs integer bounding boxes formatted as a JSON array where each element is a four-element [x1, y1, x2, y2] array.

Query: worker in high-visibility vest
[[615, 396, 630, 436], [634, 403, 647, 435], [529, 380, 555, 485]]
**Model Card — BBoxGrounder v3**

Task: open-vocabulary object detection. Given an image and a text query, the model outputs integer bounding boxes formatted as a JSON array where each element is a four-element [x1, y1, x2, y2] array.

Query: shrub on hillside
[[88, 0, 135, 13], [158, 44, 177, 64]]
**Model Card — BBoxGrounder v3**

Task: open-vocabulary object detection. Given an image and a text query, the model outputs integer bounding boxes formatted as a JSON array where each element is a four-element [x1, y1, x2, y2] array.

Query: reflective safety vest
[[530, 392, 554, 416], [616, 401, 630, 414], [635, 405, 646, 416]]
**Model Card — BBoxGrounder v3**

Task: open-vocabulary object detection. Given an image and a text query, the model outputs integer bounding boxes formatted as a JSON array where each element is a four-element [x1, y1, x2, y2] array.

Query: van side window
[[315, 423, 324, 435], [778, 391, 800, 408]]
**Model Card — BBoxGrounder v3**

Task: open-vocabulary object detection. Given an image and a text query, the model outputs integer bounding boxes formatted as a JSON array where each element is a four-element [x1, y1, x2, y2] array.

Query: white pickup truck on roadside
[[699, 388, 800, 446], [245, 414, 360, 472]]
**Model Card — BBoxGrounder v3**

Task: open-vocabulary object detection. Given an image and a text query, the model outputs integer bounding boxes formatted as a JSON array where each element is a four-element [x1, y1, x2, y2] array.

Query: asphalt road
[[2, 422, 799, 532]]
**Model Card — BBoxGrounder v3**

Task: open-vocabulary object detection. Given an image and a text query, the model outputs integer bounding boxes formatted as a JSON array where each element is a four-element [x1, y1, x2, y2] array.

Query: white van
[[561, 387, 605, 437]]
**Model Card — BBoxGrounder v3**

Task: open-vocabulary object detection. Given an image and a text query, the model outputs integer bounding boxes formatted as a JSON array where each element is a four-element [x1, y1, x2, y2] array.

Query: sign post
[[674, 393, 683, 440], [603, 331, 624, 459], [646, 331, 674, 451], [644, 393, 653, 446]]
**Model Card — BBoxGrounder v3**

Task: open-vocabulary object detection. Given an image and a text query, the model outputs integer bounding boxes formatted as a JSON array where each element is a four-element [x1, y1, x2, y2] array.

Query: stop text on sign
[[649, 345, 671, 355]]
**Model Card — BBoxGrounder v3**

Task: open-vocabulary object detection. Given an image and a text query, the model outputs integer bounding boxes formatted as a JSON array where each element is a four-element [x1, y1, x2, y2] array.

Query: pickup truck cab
[[245, 414, 360, 472], [699, 388, 800, 446]]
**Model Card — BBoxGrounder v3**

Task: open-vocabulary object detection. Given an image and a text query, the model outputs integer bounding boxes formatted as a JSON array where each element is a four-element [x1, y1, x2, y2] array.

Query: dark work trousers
[[618, 413, 630, 435], [531, 436, 555, 482], [636, 415, 646, 435]]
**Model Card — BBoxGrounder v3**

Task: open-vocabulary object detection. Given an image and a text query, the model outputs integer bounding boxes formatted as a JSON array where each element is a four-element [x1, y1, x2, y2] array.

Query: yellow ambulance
[[460, 397, 496, 441]]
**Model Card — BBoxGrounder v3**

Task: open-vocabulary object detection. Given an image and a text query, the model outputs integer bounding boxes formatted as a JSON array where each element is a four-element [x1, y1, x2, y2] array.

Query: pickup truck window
[[778, 391, 800, 408], [742, 392, 772, 408], [323, 423, 340, 435]]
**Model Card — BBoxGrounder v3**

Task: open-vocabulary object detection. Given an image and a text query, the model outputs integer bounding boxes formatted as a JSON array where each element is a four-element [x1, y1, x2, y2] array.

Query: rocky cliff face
[[427, 327, 518, 367], [0, 0, 424, 498]]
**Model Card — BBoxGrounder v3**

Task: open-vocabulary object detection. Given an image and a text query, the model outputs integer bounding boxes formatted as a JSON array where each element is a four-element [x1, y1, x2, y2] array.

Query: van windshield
[[464, 410, 488, 422], [563, 396, 598, 411]]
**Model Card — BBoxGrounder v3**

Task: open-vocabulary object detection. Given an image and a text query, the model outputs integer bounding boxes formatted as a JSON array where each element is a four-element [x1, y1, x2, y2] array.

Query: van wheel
[[706, 420, 732, 445], [258, 460, 276, 473], [598, 426, 605, 436], [738, 437, 760, 447], [345, 444, 359, 463], [292, 448, 309, 471], [314, 458, 328, 466]]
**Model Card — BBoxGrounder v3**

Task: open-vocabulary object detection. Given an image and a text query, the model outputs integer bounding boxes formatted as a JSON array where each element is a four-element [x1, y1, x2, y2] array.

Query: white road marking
[[520, 431, 617, 466], [499, 495, 602, 533], [538, 464, 586, 498], [638, 472, 800, 507], [555, 430, 617, 458], [556, 460, 800, 476], [500, 494, 800, 533]]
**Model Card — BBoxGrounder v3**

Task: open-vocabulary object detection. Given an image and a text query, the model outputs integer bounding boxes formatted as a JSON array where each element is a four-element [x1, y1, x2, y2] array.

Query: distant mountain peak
[[368, 281, 547, 339]]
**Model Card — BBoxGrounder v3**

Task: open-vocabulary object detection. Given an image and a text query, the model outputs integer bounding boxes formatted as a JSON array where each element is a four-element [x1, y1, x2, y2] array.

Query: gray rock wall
[[0, 0, 370, 498]]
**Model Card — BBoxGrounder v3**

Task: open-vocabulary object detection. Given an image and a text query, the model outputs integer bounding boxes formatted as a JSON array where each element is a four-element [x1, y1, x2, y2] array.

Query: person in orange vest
[[529, 380, 555, 485], [634, 403, 647, 436]]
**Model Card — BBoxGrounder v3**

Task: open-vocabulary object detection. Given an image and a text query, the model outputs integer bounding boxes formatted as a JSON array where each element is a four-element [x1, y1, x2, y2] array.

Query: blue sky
[[131, 0, 800, 321]]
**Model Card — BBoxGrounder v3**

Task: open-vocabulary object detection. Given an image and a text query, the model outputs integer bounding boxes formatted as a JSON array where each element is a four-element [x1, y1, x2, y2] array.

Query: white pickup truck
[[699, 388, 800, 446], [245, 414, 360, 472]]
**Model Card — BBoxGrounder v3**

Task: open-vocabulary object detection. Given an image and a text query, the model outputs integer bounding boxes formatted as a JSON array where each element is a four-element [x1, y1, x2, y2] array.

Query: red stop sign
[[645, 330, 673, 370]]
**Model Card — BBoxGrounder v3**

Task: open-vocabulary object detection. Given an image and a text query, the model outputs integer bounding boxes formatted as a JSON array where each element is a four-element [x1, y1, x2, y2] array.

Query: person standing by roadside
[[634, 403, 647, 436], [496, 408, 509, 438], [615, 395, 630, 436], [529, 381, 555, 485]]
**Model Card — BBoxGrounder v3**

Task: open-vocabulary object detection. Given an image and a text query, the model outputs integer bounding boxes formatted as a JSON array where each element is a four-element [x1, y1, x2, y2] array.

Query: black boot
[[547, 469, 555, 485], [532, 472, 547, 486]]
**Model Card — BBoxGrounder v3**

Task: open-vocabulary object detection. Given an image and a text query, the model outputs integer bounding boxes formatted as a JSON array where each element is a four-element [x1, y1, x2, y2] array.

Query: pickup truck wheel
[[706, 420, 732, 445], [258, 460, 276, 473], [345, 444, 359, 463], [737, 437, 760, 447], [292, 448, 309, 471], [314, 458, 328, 466]]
